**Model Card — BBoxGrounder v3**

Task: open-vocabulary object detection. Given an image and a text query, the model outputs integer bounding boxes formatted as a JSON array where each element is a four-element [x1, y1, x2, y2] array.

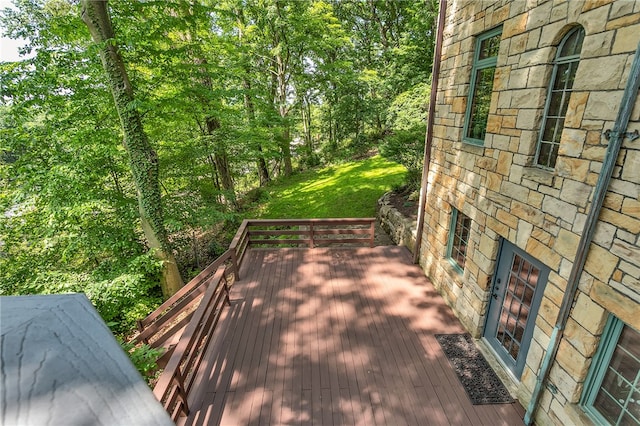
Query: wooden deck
[[180, 246, 525, 425]]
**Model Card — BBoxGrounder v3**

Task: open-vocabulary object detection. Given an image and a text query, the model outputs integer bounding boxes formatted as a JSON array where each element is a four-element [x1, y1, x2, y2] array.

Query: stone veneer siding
[[416, 1, 640, 425]]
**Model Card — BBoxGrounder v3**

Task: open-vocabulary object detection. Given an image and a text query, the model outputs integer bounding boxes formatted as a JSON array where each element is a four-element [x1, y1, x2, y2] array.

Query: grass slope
[[254, 155, 406, 218]]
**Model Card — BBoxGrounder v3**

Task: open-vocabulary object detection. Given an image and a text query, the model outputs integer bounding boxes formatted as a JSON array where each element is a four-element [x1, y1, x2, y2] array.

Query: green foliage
[[380, 83, 430, 190], [120, 340, 164, 383], [0, 0, 432, 344], [254, 155, 405, 218]]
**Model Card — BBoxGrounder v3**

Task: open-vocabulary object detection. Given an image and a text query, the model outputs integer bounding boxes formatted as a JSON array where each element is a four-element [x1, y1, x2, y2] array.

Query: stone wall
[[417, 0, 640, 424], [377, 192, 417, 252]]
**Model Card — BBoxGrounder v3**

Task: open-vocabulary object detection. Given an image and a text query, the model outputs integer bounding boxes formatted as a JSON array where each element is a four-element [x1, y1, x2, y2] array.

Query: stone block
[[554, 228, 580, 260], [517, 219, 533, 248], [504, 12, 529, 38], [486, 190, 512, 208], [611, 238, 640, 265], [564, 92, 589, 128], [609, 178, 639, 199], [513, 200, 546, 226], [496, 151, 513, 176], [579, 2, 612, 33], [582, 145, 606, 161], [516, 108, 540, 129], [571, 291, 606, 335], [556, 157, 590, 181], [591, 279, 640, 331], [609, 0, 636, 19], [502, 180, 530, 203], [608, 17, 640, 36], [526, 237, 562, 269], [532, 227, 552, 245], [519, 46, 556, 69], [539, 20, 568, 47], [486, 171, 503, 192], [622, 198, 640, 219], [527, 1, 553, 30], [542, 196, 577, 223], [564, 318, 599, 357], [580, 31, 614, 58], [619, 276, 640, 301], [558, 128, 586, 157], [509, 67, 530, 89], [583, 90, 623, 121], [497, 208, 519, 228], [584, 243, 619, 282], [576, 57, 627, 91], [556, 339, 591, 380], [621, 149, 640, 182], [592, 221, 617, 248], [539, 296, 560, 326], [600, 208, 640, 233], [560, 179, 592, 209], [487, 215, 510, 238], [544, 281, 565, 309]]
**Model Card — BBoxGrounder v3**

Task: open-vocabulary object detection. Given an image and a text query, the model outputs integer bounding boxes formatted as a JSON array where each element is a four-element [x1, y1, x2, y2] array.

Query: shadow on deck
[[179, 246, 525, 425]]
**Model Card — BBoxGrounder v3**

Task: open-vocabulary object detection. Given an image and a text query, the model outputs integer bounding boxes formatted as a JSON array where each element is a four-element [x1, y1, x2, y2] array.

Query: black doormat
[[435, 333, 514, 405]]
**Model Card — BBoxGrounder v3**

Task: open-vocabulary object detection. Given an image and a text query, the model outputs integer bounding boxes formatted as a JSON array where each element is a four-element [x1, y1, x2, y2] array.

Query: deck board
[[181, 246, 525, 425]]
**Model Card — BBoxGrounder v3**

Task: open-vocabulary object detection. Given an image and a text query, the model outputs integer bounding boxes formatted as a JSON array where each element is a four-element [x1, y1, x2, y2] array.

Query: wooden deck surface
[[180, 246, 525, 425]]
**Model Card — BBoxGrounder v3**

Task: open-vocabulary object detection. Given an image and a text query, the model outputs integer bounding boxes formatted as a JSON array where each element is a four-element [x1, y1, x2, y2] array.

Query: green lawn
[[253, 156, 406, 219]]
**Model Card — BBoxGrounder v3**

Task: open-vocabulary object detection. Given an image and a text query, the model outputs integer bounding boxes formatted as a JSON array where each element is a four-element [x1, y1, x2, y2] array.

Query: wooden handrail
[[131, 250, 234, 351], [153, 267, 230, 421], [231, 218, 376, 249]]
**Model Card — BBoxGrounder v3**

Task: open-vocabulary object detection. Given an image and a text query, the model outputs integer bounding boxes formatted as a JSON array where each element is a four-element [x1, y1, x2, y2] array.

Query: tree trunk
[[81, 0, 183, 298], [236, 8, 270, 186]]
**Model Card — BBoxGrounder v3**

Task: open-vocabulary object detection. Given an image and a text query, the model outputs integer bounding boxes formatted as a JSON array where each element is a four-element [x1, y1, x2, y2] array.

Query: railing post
[[369, 220, 376, 247], [222, 273, 231, 306], [231, 250, 240, 281], [310, 222, 315, 248], [173, 369, 190, 416], [136, 319, 149, 344]]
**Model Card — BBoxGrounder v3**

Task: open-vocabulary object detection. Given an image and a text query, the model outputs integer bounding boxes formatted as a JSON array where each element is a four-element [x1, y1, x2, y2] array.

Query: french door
[[484, 240, 550, 378]]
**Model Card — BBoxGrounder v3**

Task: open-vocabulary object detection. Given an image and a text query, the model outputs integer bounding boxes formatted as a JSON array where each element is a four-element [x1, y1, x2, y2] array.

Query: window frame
[[534, 26, 584, 169], [463, 26, 503, 146], [581, 315, 640, 426], [446, 208, 471, 273]]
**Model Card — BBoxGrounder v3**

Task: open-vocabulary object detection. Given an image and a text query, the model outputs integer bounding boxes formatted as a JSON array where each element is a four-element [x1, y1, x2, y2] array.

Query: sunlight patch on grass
[[255, 156, 406, 219]]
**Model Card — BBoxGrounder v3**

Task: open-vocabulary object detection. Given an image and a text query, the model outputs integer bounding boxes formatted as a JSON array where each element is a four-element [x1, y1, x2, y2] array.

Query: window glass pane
[[560, 27, 585, 57], [591, 324, 640, 426], [535, 26, 584, 168], [479, 33, 501, 59], [554, 63, 573, 90], [449, 210, 471, 270], [467, 66, 495, 140]]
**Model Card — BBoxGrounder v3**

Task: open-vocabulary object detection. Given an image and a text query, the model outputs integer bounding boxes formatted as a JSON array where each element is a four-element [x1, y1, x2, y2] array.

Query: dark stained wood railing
[[130, 250, 236, 368], [231, 218, 376, 266], [152, 267, 231, 420], [134, 218, 376, 421]]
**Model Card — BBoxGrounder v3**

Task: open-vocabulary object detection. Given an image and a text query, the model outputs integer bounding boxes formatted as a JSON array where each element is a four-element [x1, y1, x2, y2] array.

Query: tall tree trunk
[[236, 7, 270, 186], [205, 116, 237, 208], [81, 0, 183, 298], [274, 1, 293, 176]]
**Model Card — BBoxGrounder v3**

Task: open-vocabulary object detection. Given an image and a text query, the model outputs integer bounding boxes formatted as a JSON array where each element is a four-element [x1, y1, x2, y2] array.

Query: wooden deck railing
[[231, 218, 376, 266], [130, 250, 237, 368], [134, 218, 376, 421], [152, 266, 231, 420]]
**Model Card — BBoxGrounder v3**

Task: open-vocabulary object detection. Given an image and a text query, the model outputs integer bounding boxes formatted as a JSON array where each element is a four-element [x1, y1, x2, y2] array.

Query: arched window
[[535, 26, 585, 169]]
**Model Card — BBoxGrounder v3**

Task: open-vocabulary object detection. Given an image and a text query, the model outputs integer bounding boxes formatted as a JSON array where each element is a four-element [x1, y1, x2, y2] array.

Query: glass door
[[484, 240, 550, 378]]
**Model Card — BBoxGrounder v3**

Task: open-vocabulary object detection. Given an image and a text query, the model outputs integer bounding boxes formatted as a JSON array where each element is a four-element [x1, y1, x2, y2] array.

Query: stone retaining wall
[[377, 192, 417, 252]]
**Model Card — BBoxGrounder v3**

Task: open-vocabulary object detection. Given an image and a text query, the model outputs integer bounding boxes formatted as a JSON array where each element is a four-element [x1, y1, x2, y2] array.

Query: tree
[[80, 0, 183, 297]]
